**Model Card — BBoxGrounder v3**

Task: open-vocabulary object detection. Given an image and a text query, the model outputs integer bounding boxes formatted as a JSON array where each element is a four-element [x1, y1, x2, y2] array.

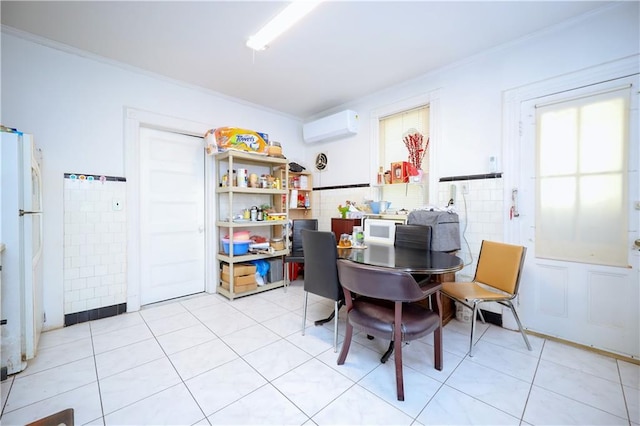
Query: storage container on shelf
[[221, 238, 251, 255]]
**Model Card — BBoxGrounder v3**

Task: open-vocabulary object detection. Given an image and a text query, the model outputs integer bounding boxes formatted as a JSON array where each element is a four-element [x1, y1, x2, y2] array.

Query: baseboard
[[478, 309, 502, 326], [472, 311, 639, 365], [64, 303, 127, 327]]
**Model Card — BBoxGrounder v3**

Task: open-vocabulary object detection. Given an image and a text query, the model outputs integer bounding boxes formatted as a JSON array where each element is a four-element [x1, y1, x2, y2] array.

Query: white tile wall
[[312, 178, 507, 318], [437, 177, 505, 279], [312, 177, 504, 263], [313, 187, 372, 232], [63, 176, 127, 314], [313, 182, 428, 232], [438, 177, 507, 316], [312, 177, 518, 322]]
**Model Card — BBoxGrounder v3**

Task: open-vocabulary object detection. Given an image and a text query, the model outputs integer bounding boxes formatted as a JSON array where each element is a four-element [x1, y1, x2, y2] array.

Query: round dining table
[[336, 242, 463, 365], [337, 242, 463, 275]]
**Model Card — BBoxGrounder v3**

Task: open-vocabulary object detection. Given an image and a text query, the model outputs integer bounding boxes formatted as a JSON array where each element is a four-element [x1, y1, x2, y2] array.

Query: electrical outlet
[[461, 183, 469, 194]]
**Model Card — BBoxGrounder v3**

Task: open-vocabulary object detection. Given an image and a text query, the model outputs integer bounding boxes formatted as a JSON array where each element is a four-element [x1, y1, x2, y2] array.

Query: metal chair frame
[[441, 240, 532, 356]]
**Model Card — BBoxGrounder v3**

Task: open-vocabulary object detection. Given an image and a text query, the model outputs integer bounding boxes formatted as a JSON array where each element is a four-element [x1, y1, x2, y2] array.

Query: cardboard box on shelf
[[222, 263, 256, 277], [391, 161, 409, 184], [220, 272, 256, 286], [220, 280, 257, 293]]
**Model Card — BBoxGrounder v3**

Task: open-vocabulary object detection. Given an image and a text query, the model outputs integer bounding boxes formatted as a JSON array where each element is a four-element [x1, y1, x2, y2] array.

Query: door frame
[[124, 108, 214, 312]]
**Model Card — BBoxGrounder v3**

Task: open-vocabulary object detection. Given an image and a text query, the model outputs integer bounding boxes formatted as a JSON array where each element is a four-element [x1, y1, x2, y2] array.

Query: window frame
[[369, 90, 441, 206]]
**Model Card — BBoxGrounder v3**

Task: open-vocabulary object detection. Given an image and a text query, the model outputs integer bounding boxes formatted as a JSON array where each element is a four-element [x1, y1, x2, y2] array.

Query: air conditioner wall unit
[[303, 110, 359, 144]]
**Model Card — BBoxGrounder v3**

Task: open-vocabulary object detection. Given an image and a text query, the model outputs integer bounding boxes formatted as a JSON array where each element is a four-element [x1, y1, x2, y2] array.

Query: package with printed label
[[209, 127, 269, 155]]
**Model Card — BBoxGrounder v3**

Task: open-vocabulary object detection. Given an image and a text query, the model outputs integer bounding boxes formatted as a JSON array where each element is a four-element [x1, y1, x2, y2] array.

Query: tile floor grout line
[[4, 291, 636, 425], [88, 321, 108, 426], [616, 359, 633, 424], [0, 377, 15, 417], [153, 346, 211, 423], [518, 337, 546, 423], [440, 342, 527, 423]]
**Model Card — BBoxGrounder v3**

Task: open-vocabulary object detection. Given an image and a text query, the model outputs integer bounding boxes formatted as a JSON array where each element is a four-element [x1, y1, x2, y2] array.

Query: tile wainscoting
[[311, 174, 505, 279], [63, 174, 127, 325], [438, 173, 505, 279]]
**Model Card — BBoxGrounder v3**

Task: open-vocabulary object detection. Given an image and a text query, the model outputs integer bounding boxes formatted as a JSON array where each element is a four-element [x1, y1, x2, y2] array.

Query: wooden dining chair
[[441, 240, 531, 356], [300, 229, 344, 352], [336, 259, 443, 401]]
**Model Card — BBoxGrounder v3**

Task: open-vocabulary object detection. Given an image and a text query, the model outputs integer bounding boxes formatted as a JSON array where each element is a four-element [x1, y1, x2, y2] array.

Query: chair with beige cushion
[[441, 240, 531, 356], [336, 259, 443, 401]]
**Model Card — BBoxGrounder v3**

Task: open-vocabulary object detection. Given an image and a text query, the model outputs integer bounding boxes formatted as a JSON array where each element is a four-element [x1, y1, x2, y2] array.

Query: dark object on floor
[[27, 408, 74, 426]]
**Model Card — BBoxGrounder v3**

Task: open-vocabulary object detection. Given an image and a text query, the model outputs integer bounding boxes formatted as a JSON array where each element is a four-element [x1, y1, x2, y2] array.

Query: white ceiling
[[1, 1, 613, 119]]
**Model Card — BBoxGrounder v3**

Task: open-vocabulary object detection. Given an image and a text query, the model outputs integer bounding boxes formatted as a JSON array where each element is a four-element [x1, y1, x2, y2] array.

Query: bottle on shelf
[[304, 192, 310, 209], [377, 166, 384, 185]]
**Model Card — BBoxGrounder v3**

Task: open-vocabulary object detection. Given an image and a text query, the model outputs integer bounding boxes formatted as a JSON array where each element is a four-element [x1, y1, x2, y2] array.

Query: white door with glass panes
[[139, 127, 205, 305], [517, 75, 639, 358]]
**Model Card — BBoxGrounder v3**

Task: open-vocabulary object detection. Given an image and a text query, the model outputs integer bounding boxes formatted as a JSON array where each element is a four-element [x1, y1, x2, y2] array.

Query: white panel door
[[517, 76, 639, 358], [139, 128, 205, 305]]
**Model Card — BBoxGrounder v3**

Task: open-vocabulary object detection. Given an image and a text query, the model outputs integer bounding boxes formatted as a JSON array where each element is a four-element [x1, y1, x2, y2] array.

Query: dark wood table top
[[337, 243, 463, 275]]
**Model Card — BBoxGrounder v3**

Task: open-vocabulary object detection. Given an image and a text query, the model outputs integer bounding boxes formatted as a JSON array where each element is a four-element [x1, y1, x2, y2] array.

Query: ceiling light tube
[[246, 0, 322, 51]]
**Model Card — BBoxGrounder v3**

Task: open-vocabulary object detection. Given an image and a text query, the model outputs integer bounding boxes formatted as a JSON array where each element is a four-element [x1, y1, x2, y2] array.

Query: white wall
[[304, 3, 639, 187], [1, 33, 303, 329], [305, 1, 638, 268]]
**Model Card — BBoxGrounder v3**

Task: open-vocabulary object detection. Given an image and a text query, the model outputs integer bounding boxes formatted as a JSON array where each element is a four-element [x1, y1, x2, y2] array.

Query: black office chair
[[283, 219, 318, 286], [336, 259, 443, 401], [395, 223, 433, 291], [300, 229, 344, 352], [394, 224, 432, 250]]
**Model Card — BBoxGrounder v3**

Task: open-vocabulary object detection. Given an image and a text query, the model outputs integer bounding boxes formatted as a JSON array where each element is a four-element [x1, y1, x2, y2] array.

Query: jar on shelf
[[249, 173, 259, 188], [270, 237, 284, 251], [268, 141, 282, 157]]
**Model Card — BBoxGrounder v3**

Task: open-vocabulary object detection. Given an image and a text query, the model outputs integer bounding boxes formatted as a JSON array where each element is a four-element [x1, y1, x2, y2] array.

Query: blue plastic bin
[[221, 239, 251, 255]]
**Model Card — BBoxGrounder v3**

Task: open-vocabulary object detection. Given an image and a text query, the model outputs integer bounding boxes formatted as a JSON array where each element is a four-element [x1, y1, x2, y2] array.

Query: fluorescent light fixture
[[246, 1, 322, 51]]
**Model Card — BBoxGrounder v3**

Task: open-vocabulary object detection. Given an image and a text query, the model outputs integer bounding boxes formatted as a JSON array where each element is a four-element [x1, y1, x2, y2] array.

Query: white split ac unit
[[303, 110, 359, 144]]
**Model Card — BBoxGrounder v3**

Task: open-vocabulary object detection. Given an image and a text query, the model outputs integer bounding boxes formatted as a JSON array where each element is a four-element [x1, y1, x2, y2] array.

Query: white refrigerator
[[1, 129, 44, 375]]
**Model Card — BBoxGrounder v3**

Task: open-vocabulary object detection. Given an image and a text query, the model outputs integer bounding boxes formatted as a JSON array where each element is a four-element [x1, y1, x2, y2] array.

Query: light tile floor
[[1, 281, 638, 425]]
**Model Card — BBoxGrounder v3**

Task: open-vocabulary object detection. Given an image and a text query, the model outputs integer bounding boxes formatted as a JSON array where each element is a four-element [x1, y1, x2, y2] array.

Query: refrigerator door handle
[[19, 210, 43, 216]]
